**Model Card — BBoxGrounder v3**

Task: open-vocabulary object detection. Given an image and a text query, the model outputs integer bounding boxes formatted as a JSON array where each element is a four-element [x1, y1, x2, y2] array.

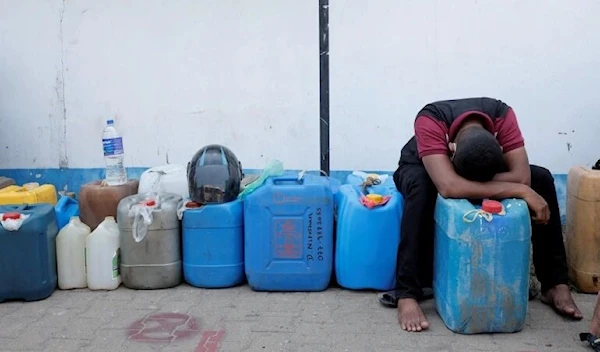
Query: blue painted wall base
[[0, 168, 568, 226]]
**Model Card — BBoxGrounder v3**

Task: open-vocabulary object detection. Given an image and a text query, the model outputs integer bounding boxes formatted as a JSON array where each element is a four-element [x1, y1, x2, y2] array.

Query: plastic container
[[56, 217, 91, 290], [344, 172, 391, 188], [0, 183, 57, 206], [182, 199, 245, 288], [55, 196, 80, 230], [328, 177, 341, 198], [79, 179, 139, 231], [0, 204, 59, 302], [138, 164, 189, 199], [0, 177, 15, 190], [334, 176, 403, 291], [566, 166, 600, 293], [117, 193, 183, 289], [244, 174, 334, 291], [433, 196, 531, 334], [102, 119, 127, 186], [86, 216, 121, 290]]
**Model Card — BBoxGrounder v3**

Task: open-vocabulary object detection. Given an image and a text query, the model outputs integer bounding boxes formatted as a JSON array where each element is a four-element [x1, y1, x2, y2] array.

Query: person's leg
[[591, 292, 600, 336], [529, 165, 582, 320], [579, 292, 600, 351], [393, 163, 438, 332]]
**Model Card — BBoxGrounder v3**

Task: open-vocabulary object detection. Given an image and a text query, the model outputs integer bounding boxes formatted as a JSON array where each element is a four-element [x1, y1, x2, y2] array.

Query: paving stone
[[0, 286, 596, 351]]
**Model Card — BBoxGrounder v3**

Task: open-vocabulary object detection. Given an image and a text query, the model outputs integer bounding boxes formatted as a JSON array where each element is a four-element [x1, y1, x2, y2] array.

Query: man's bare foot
[[397, 298, 430, 332], [541, 284, 583, 320]]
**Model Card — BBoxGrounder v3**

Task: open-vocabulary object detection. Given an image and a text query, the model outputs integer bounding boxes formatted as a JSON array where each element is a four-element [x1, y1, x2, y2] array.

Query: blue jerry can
[[433, 196, 531, 334], [55, 195, 80, 230], [335, 175, 403, 291], [182, 199, 245, 288], [0, 204, 59, 302], [244, 174, 334, 292]]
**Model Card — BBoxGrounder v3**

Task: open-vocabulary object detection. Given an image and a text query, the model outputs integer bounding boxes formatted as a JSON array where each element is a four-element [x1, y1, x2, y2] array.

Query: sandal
[[378, 287, 434, 308], [580, 333, 600, 351]]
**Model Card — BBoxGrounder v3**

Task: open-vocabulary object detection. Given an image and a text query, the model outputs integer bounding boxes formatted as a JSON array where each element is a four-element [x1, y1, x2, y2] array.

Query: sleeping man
[[390, 97, 582, 332]]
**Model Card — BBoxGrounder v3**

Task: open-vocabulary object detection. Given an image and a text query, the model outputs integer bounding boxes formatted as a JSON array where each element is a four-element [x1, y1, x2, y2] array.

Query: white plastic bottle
[[56, 216, 91, 290], [102, 119, 127, 186], [86, 216, 121, 290]]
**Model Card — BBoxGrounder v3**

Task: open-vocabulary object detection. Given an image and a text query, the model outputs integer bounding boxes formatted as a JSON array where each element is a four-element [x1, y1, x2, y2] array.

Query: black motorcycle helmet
[[187, 144, 243, 204]]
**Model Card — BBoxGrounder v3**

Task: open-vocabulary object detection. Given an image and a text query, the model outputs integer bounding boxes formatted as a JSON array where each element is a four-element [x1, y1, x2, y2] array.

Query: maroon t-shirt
[[414, 107, 525, 159]]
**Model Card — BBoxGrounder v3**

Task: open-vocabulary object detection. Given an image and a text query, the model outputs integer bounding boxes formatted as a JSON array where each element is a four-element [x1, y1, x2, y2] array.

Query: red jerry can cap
[[2, 212, 21, 221], [482, 200, 503, 214], [185, 201, 202, 208]]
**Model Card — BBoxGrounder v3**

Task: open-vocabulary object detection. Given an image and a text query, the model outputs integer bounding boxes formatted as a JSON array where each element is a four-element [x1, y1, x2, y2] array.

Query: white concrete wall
[[0, 0, 319, 170], [1, 1, 599, 173], [0, 1, 66, 169], [330, 0, 600, 173]]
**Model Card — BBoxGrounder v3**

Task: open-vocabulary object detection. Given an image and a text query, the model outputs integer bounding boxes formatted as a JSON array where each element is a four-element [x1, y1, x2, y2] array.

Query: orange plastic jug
[[79, 180, 139, 231], [566, 166, 600, 293], [0, 183, 57, 205], [0, 177, 15, 190]]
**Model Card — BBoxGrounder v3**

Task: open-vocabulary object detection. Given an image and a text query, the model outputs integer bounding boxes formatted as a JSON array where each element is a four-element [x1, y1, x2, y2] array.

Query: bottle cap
[[482, 200, 503, 214], [144, 200, 156, 207], [365, 194, 384, 202], [3, 212, 21, 220], [107, 119, 114, 125]]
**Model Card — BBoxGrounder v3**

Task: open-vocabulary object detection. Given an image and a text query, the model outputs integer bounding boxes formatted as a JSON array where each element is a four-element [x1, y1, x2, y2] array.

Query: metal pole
[[319, 0, 330, 176]]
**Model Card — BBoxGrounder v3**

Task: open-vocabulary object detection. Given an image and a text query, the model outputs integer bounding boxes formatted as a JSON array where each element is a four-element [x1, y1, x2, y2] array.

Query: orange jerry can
[[79, 179, 139, 231], [0, 177, 15, 190], [566, 164, 600, 293]]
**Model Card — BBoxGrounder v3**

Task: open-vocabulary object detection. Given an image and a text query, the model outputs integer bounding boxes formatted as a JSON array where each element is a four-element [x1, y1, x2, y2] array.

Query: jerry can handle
[[272, 177, 304, 185], [5, 204, 28, 212], [56, 195, 74, 209]]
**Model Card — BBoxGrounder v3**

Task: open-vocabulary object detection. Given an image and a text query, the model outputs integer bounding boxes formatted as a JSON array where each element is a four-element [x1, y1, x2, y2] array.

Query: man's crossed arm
[[421, 147, 549, 224]]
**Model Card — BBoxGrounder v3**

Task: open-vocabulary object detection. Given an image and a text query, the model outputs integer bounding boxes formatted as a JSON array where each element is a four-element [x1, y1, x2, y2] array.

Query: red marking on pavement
[[127, 312, 202, 343], [195, 330, 226, 352]]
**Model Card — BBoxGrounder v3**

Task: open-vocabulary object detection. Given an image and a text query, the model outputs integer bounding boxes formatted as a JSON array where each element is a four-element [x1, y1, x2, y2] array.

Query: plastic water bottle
[[102, 119, 127, 186]]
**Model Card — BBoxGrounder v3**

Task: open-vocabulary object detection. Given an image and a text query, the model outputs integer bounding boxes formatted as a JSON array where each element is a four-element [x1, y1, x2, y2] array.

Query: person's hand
[[523, 189, 550, 225]]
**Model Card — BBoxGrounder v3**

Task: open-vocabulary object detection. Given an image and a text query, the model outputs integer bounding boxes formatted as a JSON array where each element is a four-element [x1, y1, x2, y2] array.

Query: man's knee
[[530, 165, 554, 187], [394, 165, 433, 192], [393, 168, 402, 192], [405, 173, 436, 198]]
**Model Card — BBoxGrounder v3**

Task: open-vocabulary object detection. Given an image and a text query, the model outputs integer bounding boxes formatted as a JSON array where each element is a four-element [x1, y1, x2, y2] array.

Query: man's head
[[450, 120, 505, 182]]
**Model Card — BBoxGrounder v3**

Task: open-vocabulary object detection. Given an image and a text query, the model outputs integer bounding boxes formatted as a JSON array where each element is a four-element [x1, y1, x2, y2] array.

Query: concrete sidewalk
[[0, 284, 596, 352]]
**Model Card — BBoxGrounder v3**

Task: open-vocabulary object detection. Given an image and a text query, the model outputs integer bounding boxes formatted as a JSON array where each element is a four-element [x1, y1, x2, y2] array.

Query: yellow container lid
[[365, 193, 383, 202]]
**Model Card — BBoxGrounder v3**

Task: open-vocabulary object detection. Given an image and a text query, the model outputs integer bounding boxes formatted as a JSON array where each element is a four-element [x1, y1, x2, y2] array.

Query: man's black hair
[[452, 125, 505, 182]]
